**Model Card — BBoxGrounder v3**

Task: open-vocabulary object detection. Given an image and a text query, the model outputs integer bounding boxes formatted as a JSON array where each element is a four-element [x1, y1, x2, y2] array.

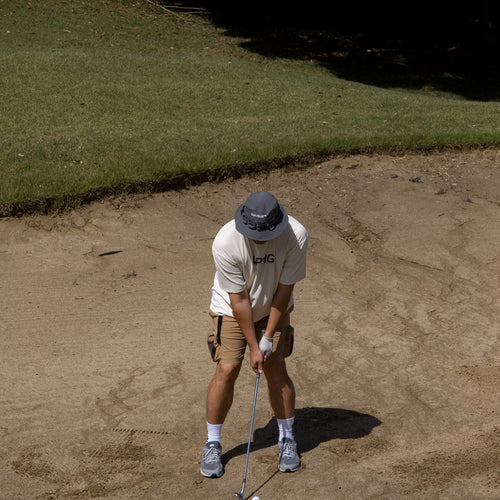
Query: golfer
[[200, 191, 308, 478]]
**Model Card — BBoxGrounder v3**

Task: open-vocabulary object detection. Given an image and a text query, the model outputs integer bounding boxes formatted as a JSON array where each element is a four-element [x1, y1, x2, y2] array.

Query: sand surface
[[0, 149, 499, 499]]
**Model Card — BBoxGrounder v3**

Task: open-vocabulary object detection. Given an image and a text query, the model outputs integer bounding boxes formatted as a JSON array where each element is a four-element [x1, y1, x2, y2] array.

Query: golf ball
[[252, 497, 260, 500]]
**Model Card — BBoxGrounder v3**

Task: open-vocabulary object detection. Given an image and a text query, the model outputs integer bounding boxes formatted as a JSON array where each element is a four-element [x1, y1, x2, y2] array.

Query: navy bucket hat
[[234, 191, 289, 241]]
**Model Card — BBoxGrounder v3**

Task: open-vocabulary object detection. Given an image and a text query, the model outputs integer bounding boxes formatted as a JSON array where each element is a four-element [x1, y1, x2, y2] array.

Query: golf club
[[235, 371, 260, 499]]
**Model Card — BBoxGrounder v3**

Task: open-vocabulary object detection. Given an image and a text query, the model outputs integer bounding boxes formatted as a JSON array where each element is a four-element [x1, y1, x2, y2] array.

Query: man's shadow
[[222, 406, 381, 463]]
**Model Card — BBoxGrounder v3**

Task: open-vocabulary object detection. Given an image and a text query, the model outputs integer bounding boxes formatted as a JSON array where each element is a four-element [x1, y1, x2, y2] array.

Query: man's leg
[[263, 358, 300, 473], [206, 362, 242, 424], [263, 358, 295, 420], [201, 362, 241, 478]]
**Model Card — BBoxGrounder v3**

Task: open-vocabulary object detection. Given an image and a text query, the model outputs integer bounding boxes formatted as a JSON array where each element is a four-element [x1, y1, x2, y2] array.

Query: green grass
[[1, 0, 499, 215]]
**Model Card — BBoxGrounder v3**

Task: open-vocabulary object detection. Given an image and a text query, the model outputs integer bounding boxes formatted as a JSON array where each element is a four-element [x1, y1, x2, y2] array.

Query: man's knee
[[215, 362, 241, 384], [263, 359, 289, 383]]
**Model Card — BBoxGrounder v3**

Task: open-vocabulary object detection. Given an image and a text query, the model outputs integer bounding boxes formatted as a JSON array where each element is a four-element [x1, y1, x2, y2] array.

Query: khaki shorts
[[207, 310, 295, 365]]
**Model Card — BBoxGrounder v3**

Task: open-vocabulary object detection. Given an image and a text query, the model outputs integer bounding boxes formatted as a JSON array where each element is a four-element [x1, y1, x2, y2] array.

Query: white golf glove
[[259, 331, 273, 357]]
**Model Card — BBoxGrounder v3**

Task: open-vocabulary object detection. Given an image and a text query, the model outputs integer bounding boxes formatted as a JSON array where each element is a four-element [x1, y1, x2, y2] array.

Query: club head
[[234, 493, 243, 499]]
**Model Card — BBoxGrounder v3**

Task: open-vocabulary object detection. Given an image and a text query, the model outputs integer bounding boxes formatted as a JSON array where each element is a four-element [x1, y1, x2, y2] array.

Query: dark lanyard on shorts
[[217, 315, 223, 345]]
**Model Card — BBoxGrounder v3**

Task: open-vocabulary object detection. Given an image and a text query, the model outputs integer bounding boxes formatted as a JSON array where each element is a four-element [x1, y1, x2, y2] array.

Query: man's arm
[[229, 290, 264, 373], [263, 283, 295, 340]]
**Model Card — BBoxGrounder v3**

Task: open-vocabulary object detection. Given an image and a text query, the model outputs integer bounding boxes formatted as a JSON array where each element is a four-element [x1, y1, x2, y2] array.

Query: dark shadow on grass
[[163, 1, 500, 101], [222, 406, 381, 465]]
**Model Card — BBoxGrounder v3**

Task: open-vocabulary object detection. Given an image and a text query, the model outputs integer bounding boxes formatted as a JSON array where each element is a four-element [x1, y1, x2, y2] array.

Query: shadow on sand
[[222, 406, 381, 463]]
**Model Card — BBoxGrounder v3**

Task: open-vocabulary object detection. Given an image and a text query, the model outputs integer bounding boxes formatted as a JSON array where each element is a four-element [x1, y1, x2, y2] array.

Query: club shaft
[[238, 371, 260, 498]]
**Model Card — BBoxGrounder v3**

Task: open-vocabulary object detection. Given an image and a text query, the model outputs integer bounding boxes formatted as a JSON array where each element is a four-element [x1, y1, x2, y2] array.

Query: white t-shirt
[[210, 215, 308, 322]]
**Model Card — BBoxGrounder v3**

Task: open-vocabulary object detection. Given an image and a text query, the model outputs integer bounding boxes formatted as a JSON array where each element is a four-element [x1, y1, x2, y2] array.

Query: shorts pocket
[[207, 331, 219, 362], [207, 339, 216, 361], [285, 325, 294, 357]]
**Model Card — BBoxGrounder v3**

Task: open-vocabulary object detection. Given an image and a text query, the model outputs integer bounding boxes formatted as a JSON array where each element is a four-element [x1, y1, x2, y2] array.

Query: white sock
[[277, 416, 295, 441], [206, 422, 223, 444]]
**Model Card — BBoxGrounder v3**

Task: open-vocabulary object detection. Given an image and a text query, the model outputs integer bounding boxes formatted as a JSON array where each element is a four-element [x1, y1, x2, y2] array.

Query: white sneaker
[[278, 437, 300, 472], [200, 441, 224, 478]]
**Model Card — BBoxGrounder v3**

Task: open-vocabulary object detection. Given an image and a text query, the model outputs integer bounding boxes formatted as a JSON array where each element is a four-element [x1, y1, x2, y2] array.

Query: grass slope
[[1, 0, 499, 215]]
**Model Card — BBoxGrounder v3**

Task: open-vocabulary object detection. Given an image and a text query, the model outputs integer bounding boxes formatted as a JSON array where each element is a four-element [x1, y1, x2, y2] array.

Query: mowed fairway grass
[[1, 0, 499, 215]]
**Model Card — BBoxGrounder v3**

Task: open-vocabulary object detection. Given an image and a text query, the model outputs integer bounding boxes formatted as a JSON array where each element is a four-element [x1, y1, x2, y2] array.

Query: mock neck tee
[[210, 215, 308, 322]]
